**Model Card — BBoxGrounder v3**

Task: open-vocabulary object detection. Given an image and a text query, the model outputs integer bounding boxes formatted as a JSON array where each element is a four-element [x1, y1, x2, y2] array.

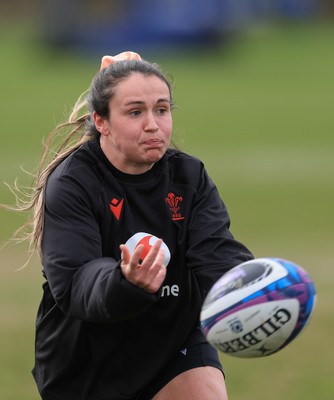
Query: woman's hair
[[4, 59, 174, 259]]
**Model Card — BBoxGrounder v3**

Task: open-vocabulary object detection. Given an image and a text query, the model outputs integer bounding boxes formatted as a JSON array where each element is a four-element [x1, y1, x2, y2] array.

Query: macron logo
[[109, 198, 124, 220]]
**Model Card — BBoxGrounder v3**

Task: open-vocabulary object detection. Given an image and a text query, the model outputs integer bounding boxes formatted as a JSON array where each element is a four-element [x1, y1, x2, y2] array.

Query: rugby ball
[[125, 232, 171, 267], [200, 258, 316, 358]]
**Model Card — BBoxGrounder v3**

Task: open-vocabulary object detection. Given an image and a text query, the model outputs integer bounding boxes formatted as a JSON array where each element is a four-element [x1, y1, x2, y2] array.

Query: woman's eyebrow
[[124, 98, 170, 106]]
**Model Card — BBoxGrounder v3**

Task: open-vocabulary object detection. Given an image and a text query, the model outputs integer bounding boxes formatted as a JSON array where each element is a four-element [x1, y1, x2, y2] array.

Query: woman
[[15, 52, 253, 399]]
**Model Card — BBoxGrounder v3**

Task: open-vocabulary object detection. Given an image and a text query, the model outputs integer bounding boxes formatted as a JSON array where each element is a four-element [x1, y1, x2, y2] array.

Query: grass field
[[0, 19, 333, 399]]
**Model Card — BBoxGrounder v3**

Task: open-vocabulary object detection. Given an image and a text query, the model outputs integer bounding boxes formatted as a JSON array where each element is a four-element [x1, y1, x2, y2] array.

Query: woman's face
[[94, 72, 173, 174]]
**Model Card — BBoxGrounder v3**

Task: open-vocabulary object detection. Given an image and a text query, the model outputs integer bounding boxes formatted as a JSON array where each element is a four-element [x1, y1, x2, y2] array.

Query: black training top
[[33, 136, 253, 399]]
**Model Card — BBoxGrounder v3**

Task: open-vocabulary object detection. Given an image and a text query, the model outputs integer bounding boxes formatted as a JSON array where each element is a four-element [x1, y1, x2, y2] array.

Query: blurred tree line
[[0, 0, 332, 55]]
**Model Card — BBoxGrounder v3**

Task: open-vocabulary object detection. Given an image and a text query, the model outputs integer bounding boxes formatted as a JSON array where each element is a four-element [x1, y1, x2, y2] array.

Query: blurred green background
[[0, 3, 333, 399]]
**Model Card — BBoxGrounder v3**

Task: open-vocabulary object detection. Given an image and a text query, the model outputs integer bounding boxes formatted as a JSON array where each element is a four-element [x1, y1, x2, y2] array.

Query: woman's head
[[88, 60, 174, 174], [86, 59, 174, 136]]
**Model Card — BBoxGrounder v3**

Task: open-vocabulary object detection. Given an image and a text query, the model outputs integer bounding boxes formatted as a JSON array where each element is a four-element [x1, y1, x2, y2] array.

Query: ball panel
[[206, 299, 299, 358], [201, 259, 288, 319]]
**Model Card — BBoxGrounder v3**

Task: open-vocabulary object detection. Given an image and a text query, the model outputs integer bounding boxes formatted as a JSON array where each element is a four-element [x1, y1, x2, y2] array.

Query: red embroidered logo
[[165, 192, 185, 221], [109, 198, 124, 220]]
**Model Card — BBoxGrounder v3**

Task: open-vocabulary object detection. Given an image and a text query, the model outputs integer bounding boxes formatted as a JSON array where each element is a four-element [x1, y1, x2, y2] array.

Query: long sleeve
[[42, 160, 159, 322]]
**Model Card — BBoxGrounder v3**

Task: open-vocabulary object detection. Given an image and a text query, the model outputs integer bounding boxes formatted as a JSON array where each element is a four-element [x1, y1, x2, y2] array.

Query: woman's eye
[[130, 110, 141, 116]]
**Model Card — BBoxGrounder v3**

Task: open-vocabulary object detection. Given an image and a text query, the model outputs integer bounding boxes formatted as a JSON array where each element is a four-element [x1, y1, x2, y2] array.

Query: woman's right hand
[[120, 239, 167, 293]]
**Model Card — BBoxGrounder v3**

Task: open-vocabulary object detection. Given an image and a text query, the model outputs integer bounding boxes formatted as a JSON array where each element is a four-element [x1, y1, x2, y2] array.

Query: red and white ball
[[200, 258, 316, 358], [125, 232, 171, 267]]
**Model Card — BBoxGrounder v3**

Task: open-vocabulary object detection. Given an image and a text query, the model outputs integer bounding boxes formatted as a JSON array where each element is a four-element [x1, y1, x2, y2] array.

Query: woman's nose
[[144, 112, 159, 131]]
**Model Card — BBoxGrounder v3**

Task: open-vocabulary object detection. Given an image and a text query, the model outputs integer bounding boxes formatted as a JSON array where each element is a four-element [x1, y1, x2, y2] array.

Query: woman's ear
[[93, 112, 109, 136]]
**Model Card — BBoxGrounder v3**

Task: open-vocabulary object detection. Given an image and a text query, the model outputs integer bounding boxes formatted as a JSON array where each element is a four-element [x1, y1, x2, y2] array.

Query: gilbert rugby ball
[[125, 232, 171, 267], [200, 258, 316, 358]]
